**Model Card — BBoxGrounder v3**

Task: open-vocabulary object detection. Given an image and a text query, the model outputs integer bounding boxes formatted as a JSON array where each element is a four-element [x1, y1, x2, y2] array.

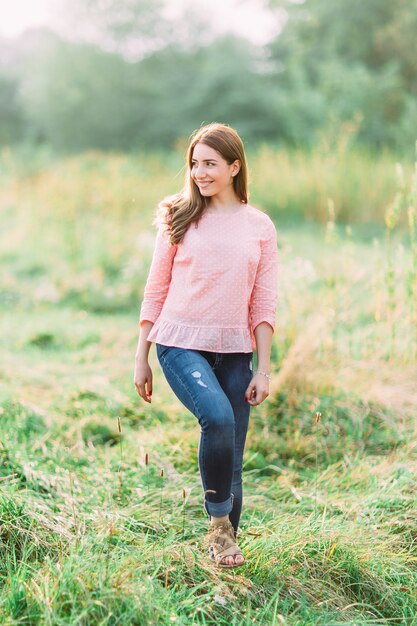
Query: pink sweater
[[139, 205, 278, 353]]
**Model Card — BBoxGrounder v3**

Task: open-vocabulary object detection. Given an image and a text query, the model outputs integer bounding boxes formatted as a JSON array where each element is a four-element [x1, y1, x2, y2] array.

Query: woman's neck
[[206, 193, 244, 214]]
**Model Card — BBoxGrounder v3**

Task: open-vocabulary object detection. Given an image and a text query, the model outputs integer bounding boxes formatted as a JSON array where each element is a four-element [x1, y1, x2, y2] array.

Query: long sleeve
[[139, 224, 177, 326], [249, 217, 278, 332]]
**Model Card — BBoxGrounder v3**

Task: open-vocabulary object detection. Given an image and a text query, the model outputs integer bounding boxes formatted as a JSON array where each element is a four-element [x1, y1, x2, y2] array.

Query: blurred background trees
[[0, 0, 416, 153], [268, 0, 417, 150]]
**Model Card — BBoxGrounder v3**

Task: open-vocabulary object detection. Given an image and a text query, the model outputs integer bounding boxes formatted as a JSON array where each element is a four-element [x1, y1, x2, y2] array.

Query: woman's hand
[[134, 358, 153, 403], [244, 373, 269, 406]]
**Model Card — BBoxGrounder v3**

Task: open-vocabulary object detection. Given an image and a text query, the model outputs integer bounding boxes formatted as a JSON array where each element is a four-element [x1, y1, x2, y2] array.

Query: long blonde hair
[[155, 123, 248, 245]]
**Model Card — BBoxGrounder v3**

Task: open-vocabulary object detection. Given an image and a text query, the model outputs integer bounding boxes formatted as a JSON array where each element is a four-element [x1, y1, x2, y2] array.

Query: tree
[[0, 74, 26, 144], [267, 0, 417, 149], [55, 0, 211, 60], [18, 33, 288, 151]]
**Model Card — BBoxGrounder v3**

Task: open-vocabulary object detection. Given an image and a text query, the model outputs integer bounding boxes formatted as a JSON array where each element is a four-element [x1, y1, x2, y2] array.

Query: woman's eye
[[207, 162, 215, 166]]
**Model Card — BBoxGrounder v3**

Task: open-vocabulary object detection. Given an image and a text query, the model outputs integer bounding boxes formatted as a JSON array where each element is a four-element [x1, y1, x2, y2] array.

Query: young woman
[[134, 123, 278, 568]]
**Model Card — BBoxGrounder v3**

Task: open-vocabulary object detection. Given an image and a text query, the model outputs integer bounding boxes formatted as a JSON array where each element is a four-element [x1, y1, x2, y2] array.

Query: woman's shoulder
[[245, 204, 276, 231]]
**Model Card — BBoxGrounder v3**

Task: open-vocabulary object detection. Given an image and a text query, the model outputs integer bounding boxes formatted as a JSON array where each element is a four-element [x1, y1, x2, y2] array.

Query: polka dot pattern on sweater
[[139, 205, 278, 353]]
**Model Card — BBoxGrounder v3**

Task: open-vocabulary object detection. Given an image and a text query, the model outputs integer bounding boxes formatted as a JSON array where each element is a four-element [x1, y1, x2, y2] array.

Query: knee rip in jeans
[[191, 370, 208, 388]]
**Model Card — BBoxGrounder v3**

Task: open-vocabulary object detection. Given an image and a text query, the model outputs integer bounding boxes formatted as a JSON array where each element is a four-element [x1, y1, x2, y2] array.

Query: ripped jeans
[[156, 343, 253, 534]]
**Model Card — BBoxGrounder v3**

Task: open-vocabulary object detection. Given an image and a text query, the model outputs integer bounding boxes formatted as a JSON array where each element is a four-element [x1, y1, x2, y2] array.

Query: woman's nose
[[194, 165, 206, 178]]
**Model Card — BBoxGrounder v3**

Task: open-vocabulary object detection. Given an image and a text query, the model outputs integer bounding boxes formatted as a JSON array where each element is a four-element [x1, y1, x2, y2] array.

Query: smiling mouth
[[197, 181, 212, 187]]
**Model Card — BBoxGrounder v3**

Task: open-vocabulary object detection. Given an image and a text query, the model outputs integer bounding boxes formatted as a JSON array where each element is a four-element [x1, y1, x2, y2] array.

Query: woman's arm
[[134, 321, 154, 402], [245, 322, 273, 406], [139, 223, 177, 326], [248, 218, 278, 336], [135, 221, 177, 403], [245, 217, 278, 406], [254, 321, 274, 374]]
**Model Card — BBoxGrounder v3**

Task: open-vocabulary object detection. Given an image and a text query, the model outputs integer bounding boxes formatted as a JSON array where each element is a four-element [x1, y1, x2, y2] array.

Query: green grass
[[0, 146, 417, 624]]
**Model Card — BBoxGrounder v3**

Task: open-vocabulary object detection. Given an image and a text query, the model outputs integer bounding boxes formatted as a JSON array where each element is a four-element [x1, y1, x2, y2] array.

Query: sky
[[0, 0, 51, 36], [0, 0, 281, 45]]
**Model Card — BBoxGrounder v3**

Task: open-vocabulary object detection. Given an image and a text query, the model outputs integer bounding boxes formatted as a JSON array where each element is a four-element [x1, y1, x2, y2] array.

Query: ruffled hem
[[147, 318, 255, 353]]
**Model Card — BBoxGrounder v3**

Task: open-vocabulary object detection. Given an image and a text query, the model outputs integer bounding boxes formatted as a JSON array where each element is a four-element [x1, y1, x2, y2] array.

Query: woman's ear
[[232, 160, 241, 177]]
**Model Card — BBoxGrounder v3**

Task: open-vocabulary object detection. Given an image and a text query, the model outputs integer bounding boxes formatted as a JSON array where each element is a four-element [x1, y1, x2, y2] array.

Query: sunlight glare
[[0, 0, 51, 36]]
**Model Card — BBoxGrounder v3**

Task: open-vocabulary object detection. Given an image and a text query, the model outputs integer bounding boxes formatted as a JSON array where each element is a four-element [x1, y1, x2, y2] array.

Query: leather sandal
[[206, 520, 245, 568]]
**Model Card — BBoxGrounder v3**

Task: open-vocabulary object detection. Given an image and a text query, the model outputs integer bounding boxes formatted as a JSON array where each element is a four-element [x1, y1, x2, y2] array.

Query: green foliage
[[0, 74, 26, 143], [1, 400, 47, 443], [0, 148, 416, 622], [81, 421, 121, 446], [1, 0, 416, 152], [20, 40, 143, 151], [250, 391, 403, 472], [17, 35, 287, 152], [268, 0, 417, 150]]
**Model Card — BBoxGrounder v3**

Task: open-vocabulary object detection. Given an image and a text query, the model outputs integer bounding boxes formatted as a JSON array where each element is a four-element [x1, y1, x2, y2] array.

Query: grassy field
[[0, 146, 417, 625]]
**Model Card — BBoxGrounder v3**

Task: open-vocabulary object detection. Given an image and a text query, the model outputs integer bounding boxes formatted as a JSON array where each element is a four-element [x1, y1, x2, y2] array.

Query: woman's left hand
[[244, 373, 269, 406]]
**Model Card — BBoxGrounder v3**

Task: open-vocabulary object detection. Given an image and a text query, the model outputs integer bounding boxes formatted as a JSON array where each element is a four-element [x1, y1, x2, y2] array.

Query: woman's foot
[[206, 519, 245, 568]]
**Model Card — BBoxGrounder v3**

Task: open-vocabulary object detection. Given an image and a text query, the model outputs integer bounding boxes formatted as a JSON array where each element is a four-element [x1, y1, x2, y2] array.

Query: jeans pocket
[[156, 343, 172, 360]]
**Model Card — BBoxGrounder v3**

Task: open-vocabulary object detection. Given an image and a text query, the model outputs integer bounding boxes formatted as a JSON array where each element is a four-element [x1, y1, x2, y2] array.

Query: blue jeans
[[156, 343, 253, 534]]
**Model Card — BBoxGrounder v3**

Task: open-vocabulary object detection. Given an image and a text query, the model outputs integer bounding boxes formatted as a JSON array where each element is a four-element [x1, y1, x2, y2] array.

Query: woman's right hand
[[134, 359, 153, 403]]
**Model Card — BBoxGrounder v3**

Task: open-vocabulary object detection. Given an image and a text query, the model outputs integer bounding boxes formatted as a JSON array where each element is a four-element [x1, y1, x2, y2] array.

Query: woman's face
[[190, 142, 240, 197]]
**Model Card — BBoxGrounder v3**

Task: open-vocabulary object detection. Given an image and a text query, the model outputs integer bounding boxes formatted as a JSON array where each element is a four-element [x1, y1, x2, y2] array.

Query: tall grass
[[0, 142, 416, 624], [250, 144, 400, 226]]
